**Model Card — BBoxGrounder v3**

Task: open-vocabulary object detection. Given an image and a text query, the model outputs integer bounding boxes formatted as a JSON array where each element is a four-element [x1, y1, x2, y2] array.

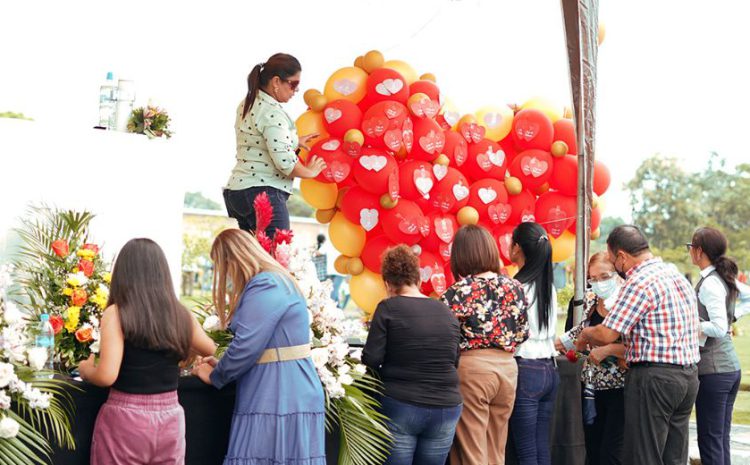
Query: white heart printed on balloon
[[521, 210, 536, 223], [359, 209, 379, 232], [322, 140, 341, 151], [433, 164, 448, 181], [520, 156, 549, 178], [359, 155, 388, 172], [324, 108, 343, 123], [483, 112, 502, 128], [452, 183, 469, 201], [415, 177, 434, 197], [443, 111, 460, 127], [419, 266, 433, 283], [375, 78, 404, 96], [478, 187, 497, 205], [333, 79, 357, 96], [487, 148, 505, 167]]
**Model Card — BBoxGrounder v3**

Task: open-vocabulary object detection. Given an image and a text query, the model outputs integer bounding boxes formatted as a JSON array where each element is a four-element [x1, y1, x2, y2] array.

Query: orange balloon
[[598, 22, 606, 46], [550, 230, 576, 263], [363, 50, 385, 73], [382, 60, 418, 85], [324, 67, 369, 103], [349, 269, 387, 314], [300, 179, 338, 210], [329, 212, 366, 257]]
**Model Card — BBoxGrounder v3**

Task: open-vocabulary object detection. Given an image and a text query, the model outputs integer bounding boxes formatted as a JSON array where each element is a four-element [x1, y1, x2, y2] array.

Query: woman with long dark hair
[[224, 53, 326, 238], [78, 238, 216, 465], [689, 227, 749, 465], [508, 222, 559, 465]]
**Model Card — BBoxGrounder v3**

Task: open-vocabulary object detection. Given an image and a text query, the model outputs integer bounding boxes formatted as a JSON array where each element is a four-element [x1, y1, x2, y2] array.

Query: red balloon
[[508, 189, 537, 225], [464, 139, 508, 182], [468, 179, 509, 221], [442, 130, 468, 167], [492, 224, 516, 265], [409, 80, 441, 102], [429, 167, 470, 214], [419, 251, 447, 295], [361, 100, 409, 150], [409, 118, 445, 161], [398, 160, 436, 205], [381, 199, 427, 246], [568, 205, 602, 234], [553, 118, 577, 154], [444, 260, 456, 289], [340, 186, 382, 233], [511, 109, 554, 151], [535, 192, 577, 238], [322, 99, 362, 138], [365, 68, 409, 105], [309, 138, 353, 184], [593, 160, 611, 196], [361, 235, 396, 273], [508, 149, 554, 191], [499, 135, 519, 164], [352, 148, 398, 195], [420, 211, 458, 254], [549, 154, 577, 196]]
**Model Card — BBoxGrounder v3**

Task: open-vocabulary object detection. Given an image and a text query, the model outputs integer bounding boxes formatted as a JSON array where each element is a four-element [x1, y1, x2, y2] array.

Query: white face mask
[[591, 277, 618, 300]]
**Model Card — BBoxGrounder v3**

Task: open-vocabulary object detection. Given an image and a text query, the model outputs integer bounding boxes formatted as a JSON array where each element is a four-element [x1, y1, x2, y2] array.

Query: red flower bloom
[[75, 327, 93, 343], [78, 260, 95, 277], [82, 243, 99, 254], [51, 239, 69, 258], [565, 350, 580, 364], [71, 289, 88, 306], [49, 315, 64, 335]]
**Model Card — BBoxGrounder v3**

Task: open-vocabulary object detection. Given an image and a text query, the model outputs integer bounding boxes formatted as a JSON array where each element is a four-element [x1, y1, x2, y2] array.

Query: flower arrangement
[[0, 265, 76, 463], [126, 105, 172, 139], [13, 207, 109, 371], [192, 193, 391, 465]]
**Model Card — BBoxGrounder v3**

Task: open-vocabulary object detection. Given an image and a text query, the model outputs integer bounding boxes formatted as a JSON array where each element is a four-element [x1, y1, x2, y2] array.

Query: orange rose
[[75, 327, 93, 343], [49, 315, 64, 335], [51, 239, 69, 258], [71, 289, 88, 306], [82, 243, 99, 254], [78, 260, 95, 277]]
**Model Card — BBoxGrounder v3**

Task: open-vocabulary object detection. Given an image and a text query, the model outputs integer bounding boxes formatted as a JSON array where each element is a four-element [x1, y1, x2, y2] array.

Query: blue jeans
[[223, 186, 290, 239], [696, 370, 741, 465], [510, 358, 560, 465], [380, 396, 462, 465]]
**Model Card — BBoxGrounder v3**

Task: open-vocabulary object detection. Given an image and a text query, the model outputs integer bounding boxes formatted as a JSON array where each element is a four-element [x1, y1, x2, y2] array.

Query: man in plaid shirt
[[577, 225, 700, 465]]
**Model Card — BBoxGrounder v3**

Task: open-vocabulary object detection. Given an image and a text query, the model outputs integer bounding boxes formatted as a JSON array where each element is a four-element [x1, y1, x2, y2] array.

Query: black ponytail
[[513, 222, 554, 331], [241, 53, 302, 119], [693, 227, 739, 299], [242, 64, 263, 119]]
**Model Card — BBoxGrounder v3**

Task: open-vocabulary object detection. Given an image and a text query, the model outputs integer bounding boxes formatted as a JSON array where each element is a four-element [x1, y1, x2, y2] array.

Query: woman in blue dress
[[193, 228, 326, 465]]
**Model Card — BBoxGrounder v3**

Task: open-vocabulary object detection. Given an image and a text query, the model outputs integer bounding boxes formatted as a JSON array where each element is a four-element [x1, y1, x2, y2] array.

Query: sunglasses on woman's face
[[284, 79, 300, 91]]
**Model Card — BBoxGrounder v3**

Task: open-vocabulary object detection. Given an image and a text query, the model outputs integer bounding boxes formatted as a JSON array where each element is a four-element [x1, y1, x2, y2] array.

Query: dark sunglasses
[[284, 79, 300, 90], [685, 243, 694, 251]]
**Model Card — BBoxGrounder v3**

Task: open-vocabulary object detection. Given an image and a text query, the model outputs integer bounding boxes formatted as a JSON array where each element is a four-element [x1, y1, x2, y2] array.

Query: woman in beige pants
[[441, 225, 530, 465]]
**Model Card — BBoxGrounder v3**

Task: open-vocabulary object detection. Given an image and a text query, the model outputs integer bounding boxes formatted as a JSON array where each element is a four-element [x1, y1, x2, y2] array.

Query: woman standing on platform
[[223, 53, 326, 239], [555, 252, 627, 465], [441, 225, 529, 465], [689, 227, 749, 465], [79, 238, 217, 465], [508, 222, 559, 465], [192, 229, 326, 465], [363, 245, 463, 465]]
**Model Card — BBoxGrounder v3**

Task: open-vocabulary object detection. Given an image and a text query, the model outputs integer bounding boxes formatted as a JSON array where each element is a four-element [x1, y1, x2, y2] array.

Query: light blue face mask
[[591, 277, 618, 300]]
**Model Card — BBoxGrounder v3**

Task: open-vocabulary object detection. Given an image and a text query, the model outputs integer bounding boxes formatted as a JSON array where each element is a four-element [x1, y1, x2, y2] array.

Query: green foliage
[[557, 282, 574, 310], [184, 192, 221, 211], [288, 190, 315, 218], [127, 106, 172, 138], [0, 111, 33, 121]]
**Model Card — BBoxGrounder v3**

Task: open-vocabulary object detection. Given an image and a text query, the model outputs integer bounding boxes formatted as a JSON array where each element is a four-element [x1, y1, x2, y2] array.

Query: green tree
[[184, 192, 221, 210], [288, 190, 314, 218], [0, 111, 33, 120]]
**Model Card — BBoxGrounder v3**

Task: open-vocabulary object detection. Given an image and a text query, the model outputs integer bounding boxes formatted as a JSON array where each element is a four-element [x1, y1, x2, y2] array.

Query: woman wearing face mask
[[688, 227, 750, 465], [555, 252, 627, 465]]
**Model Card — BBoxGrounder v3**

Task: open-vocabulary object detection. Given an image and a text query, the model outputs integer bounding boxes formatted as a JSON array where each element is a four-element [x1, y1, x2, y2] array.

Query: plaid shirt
[[603, 258, 700, 365]]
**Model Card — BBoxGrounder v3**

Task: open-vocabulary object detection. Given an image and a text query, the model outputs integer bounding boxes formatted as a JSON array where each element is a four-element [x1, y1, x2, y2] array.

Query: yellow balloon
[[550, 230, 576, 263], [329, 212, 366, 257], [324, 67, 369, 103], [521, 97, 563, 123], [382, 59, 418, 85], [296, 110, 328, 140], [363, 50, 385, 73], [598, 22, 606, 46], [440, 97, 461, 130], [475, 105, 515, 141], [300, 179, 338, 210], [349, 269, 387, 314]]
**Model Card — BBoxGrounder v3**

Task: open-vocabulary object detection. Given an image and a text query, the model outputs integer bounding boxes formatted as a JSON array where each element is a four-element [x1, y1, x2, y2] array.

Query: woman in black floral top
[[555, 252, 627, 465], [441, 225, 529, 465]]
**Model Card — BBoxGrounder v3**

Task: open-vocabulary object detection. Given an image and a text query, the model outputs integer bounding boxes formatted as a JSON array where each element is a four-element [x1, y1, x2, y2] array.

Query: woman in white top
[[689, 227, 750, 465], [508, 222, 558, 465]]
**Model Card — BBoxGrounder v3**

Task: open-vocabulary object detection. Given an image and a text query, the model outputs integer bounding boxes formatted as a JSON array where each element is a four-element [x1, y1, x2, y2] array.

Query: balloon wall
[[296, 50, 611, 314]]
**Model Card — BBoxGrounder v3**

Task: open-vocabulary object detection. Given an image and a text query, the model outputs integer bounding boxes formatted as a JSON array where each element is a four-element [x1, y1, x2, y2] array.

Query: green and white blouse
[[225, 90, 299, 193]]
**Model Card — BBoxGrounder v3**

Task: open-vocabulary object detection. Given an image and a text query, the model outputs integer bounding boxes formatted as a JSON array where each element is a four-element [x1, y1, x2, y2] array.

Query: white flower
[[0, 363, 14, 389], [0, 390, 10, 410], [23, 389, 51, 409], [90, 340, 101, 354], [329, 342, 349, 365], [354, 364, 367, 375], [338, 364, 351, 376], [66, 272, 89, 287], [2, 301, 23, 325], [202, 315, 221, 332], [339, 373, 354, 386], [349, 349, 363, 361], [328, 382, 345, 399], [311, 348, 329, 370], [0, 417, 19, 438], [27, 347, 49, 371]]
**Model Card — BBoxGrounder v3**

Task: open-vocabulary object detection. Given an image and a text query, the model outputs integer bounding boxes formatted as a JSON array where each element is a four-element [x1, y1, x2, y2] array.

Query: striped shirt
[[603, 258, 700, 365]]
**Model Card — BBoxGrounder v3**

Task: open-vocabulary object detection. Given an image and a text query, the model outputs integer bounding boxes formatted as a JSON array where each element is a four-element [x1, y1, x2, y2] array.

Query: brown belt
[[256, 344, 311, 364]]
